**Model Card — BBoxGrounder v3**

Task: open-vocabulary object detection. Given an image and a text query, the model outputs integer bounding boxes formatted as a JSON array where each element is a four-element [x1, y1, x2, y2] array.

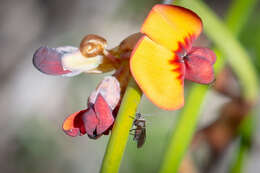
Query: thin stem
[[230, 113, 255, 173], [159, 0, 259, 172], [100, 77, 142, 173], [226, 1, 258, 172], [226, 0, 259, 36], [230, 143, 249, 173], [159, 85, 209, 173]]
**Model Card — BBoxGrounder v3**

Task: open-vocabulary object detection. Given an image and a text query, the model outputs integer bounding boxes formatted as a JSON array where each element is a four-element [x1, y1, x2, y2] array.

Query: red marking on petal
[[173, 34, 196, 58], [188, 47, 216, 64], [173, 64, 185, 82], [182, 34, 194, 52], [33, 46, 72, 76], [184, 54, 215, 84], [130, 36, 184, 110], [168, 55, 185, 82], [94, 94, 114, 135], [62, 110, 88, 137]]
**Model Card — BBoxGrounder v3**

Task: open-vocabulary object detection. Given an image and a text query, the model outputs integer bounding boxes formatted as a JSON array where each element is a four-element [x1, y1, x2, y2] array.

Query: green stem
[[226, 0, 259, 36], [159, 0, 259, 172], [100, 77, 142, 173], [225, 1, 258, 171], [230, 113, 255, 173], [230, 142, 249, 173], [159, 85, 209, 173]]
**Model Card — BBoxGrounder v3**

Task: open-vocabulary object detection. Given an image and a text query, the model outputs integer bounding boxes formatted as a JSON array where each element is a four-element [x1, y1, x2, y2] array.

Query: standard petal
[[130, 36, 184, 110], [33, 46, 80, 76], [184, 54, 215, 84], [188, 47, 216, 64], [62, 109, 88, 137], [94, 94, 114, 135], [141, 4, 202, 52]]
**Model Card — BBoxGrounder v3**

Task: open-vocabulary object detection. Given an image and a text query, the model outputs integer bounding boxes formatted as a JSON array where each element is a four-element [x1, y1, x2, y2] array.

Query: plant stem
[[159, 85, 209, 173], [159, 0, 259, 172], [230, 112, 255, 173], [230, 142, 249, 173], [226, 0, 258, 172], [100, 77, 142, 173], [226, 0, 259, 36]]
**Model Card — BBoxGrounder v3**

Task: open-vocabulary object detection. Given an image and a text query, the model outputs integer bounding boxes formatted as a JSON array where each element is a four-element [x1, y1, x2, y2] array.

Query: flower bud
[[80, 34, 107, 57]]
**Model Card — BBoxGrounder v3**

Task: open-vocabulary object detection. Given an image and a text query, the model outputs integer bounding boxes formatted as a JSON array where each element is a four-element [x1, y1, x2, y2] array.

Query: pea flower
[[130, 4, 216, 110], [33, 31, 137, 138], [62, 76, 120, 138], [33, 34, 118, 77], [32, 4, 216, 138]]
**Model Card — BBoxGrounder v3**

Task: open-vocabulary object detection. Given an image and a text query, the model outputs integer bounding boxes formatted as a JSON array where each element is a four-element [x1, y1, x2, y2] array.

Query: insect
[[130, 113, 146, 148]]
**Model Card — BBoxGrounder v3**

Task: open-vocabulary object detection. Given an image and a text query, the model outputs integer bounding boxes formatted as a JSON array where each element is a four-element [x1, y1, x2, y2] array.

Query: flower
[[62, 67, 130, 138], [33, 34, 118, 77], [32, 4, 216, 138], [130, 4, 216, 110], [32, 32, 135, 138], [62, 93, 115, 139]]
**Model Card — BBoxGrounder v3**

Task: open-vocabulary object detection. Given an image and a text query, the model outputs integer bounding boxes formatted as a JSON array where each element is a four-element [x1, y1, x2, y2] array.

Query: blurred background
[[0, 0, 260, 173]]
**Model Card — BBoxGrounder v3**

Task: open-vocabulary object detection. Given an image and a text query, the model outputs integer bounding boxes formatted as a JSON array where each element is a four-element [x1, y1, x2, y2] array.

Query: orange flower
[[32, 4, 216, 139], [130, 4, 216, 110]]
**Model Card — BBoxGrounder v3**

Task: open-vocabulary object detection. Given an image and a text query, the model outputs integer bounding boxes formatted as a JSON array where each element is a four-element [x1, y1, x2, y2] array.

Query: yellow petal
[[141, 4, 202, 51], [130, 36, 184, 110]]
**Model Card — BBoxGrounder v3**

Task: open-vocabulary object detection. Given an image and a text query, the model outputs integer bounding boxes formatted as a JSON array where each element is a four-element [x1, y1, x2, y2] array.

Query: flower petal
[[184, 54, 215, 84], [33, 46, 81, 76], [141, 4, 202, 52], [81, 108, 99, 138], [94, 94, 114, 135], [188, 47, 216, 64], [130, 36, 184, 110], [62, 51, 103, 73], [88, 76, 121, 110], [62, 109, 88, 137]]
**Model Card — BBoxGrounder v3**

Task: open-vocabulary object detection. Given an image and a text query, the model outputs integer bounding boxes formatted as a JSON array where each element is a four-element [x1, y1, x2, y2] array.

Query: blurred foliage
[[9, 118, 74, 173], [116, 0, 159, 22], [121, 109, 179, 173], [240, 6, 260, 73]]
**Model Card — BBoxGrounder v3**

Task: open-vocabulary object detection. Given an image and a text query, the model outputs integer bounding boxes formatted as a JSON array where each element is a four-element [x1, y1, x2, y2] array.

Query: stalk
[[100, 77, 142, 173]]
